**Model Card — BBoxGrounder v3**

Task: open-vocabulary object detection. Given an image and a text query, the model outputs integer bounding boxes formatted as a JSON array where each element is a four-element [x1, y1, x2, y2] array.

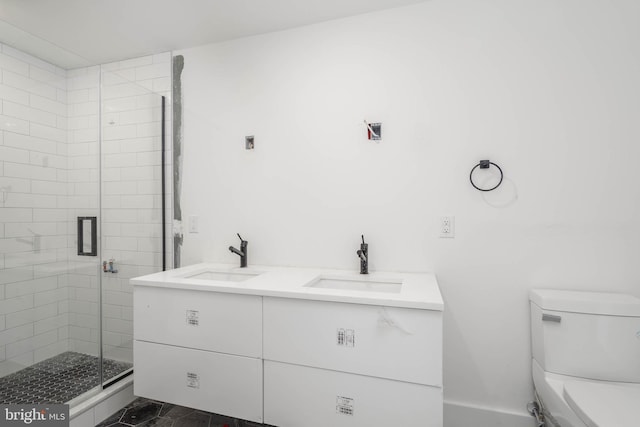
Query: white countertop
[[131, 263, 443, 311]]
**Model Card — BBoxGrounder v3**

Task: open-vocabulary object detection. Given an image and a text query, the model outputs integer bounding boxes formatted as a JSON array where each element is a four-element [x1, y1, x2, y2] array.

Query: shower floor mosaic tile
[[0, 351, 132, 404], [96, 398, 270, 427]]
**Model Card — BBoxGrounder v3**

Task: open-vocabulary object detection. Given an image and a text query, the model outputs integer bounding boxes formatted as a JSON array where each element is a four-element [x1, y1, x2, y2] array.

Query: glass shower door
[[99, 63, 171, 384]]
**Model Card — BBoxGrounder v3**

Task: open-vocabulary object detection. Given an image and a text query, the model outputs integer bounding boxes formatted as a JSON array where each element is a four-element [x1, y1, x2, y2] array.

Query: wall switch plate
[[440, 216, 455, 238], [188, 215, 198, 233]]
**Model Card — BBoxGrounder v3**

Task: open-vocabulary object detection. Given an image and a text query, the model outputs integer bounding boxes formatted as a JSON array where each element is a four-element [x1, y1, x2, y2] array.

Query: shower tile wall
[[1, 43, 172, 377], [0, 44, 70, 376]]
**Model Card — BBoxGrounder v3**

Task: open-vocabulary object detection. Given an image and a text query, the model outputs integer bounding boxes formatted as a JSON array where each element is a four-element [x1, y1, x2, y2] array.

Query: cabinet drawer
[[134, 340, 263, 423], [134, 286, 261, 357], [263, 297, 441, 385], [264, 361, 442, 427]]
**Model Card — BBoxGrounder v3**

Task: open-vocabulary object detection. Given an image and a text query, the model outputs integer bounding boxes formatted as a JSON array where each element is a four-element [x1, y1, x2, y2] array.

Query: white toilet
[[529, 289, 640, 427]]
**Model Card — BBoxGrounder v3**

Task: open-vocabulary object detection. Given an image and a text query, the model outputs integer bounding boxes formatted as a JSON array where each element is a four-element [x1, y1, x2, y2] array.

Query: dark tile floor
[[96, 398, 270, 427], [0, 351, 132, 404]]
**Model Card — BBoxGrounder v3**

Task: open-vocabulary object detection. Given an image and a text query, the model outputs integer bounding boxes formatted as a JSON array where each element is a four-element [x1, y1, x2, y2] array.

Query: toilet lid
[[563, 380, 640, 427]]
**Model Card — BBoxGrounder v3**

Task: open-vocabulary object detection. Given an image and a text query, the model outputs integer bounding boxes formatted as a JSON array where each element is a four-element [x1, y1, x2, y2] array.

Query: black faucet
[[228, 233, 248, 267], [356, 234, 368, 274]]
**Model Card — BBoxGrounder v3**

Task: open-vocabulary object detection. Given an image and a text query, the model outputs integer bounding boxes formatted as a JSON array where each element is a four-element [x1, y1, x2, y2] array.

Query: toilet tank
[[530, 289, 640, 383]]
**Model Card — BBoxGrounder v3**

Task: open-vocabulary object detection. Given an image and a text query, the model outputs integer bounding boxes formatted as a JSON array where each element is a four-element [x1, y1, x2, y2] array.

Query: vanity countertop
[[131, 263, 443, 311]]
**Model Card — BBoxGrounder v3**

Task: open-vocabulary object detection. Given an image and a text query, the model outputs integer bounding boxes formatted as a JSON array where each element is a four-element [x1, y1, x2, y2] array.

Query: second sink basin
[[185, 270, 261, 282], [305, 275, 403, 294]]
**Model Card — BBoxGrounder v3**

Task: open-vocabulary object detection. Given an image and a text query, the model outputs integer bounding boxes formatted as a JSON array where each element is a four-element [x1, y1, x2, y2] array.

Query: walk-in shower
[[0, 20, 172, 415]]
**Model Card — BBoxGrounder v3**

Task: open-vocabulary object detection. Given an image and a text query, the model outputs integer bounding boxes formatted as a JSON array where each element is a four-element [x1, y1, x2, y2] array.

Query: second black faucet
[[357, 234, 368, 274], [229, 233, 248, 267]]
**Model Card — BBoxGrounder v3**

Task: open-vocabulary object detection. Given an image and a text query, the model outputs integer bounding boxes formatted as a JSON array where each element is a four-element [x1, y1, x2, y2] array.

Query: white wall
[[176, 0, 640, 424]]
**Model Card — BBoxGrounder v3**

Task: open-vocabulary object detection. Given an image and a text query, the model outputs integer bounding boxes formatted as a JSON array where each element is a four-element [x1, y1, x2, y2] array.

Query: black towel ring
[[470, 160, 503, 192]]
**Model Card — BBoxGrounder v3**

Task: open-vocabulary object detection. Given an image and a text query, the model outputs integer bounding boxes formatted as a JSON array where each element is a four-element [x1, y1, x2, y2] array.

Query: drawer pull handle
[[379, 308, 413, 335], [542, 313, 561, 323]]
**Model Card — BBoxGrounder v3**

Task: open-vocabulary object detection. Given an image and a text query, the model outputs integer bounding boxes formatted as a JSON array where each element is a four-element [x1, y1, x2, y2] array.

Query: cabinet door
[[263, 297, 442, 386], [264, 361, 442, 427], [134, 340, 263, 423], [134, 286, 262, 357]]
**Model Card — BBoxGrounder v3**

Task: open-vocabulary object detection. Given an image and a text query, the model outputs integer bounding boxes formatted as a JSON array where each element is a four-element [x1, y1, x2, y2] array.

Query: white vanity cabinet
[[263, 297, 443, 427], [133, 286, 264, 423], [132, 264, 443, 427]]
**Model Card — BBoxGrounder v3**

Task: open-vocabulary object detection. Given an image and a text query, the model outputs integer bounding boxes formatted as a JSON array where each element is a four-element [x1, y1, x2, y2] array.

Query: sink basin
[[185, 270, 261, 282], [305, 275, 402, 293]]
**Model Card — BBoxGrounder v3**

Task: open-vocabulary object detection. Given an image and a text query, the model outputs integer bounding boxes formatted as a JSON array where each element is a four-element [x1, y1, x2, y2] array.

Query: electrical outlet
[[440, 216, 455, 238], [188, 215, 198, 233]]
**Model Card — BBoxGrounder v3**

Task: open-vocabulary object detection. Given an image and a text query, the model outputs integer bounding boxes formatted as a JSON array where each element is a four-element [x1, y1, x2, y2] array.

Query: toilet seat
[[563, 380, 640, 427]]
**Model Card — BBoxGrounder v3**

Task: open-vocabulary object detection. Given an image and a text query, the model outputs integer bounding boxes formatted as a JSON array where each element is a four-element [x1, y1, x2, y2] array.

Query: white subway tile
[[104, 236, 137, 251], [136, 151, 161, 166], [118, 56, 153, 70], [121, 195, 153, 209], [30, 94, 66, 117], [32, 208, 67, 222], [0, 294, 34, 315], [120, 137, 156, 153], [2, 45, 60, 75], [4, 162, 56, 181], [30, 66, 66, 90], [120, 223, 160, 238], [34, 313, 69, 335], [103, 318, 132, 335], [120, 165, 158, 181], [136, 180, 160, 195], [0, 145, 29, 164], [135, 63, 169, 81], [101, 168, 121, 182], [102, 209, 137, 223], [102, 83, 149, 100], [71, 313, 98, 329], [4, 250, 58, 269], [152, 77, 171, 93], [72, 128, 98, 143], [103, 124, 137, 141], [103, 97, 136, 113], [0, 208, 33, 224], [103, 181, 137, 195], [135, 79, 153, 92], [0, 176, 31, 193], [0, 237, 33, 253], [69, 101, 98, 116], [6, 303, 57, 329], [73, 288, 98, 303], [56, 116, 66, 129], [67, 89, 89, 104], [30, 151, 66, 169], [66, 142, 90, 156], [0, 84, 29, 105], [56, 88, 67, 104], [67, 73, 98, 91], [5, 222, 58, 238], [102, 223, 121, 237], [0, 324, 33, 346], [3, 193, 57, 209], [68, 154, 98, 170], [0, 53, 29, 75], [135, 94, 161, 109], [30, 123, 66, 143], [2, 101, 56, 127], [136, 208, 162, 224], [0, 114, 29, 135], [5, 277, 57, 299], [71, 182, 97, 196], [102, 69, 135, 86], [101, 140, 121, 154], [138, 237, 162, 252], [2, 71, 56, 99], [65, 195, 98, 209], [4, 132, 57, 154], [34, 287, 68, 306], [6, 329, 58, 359], [104, 152, 137, 168]]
